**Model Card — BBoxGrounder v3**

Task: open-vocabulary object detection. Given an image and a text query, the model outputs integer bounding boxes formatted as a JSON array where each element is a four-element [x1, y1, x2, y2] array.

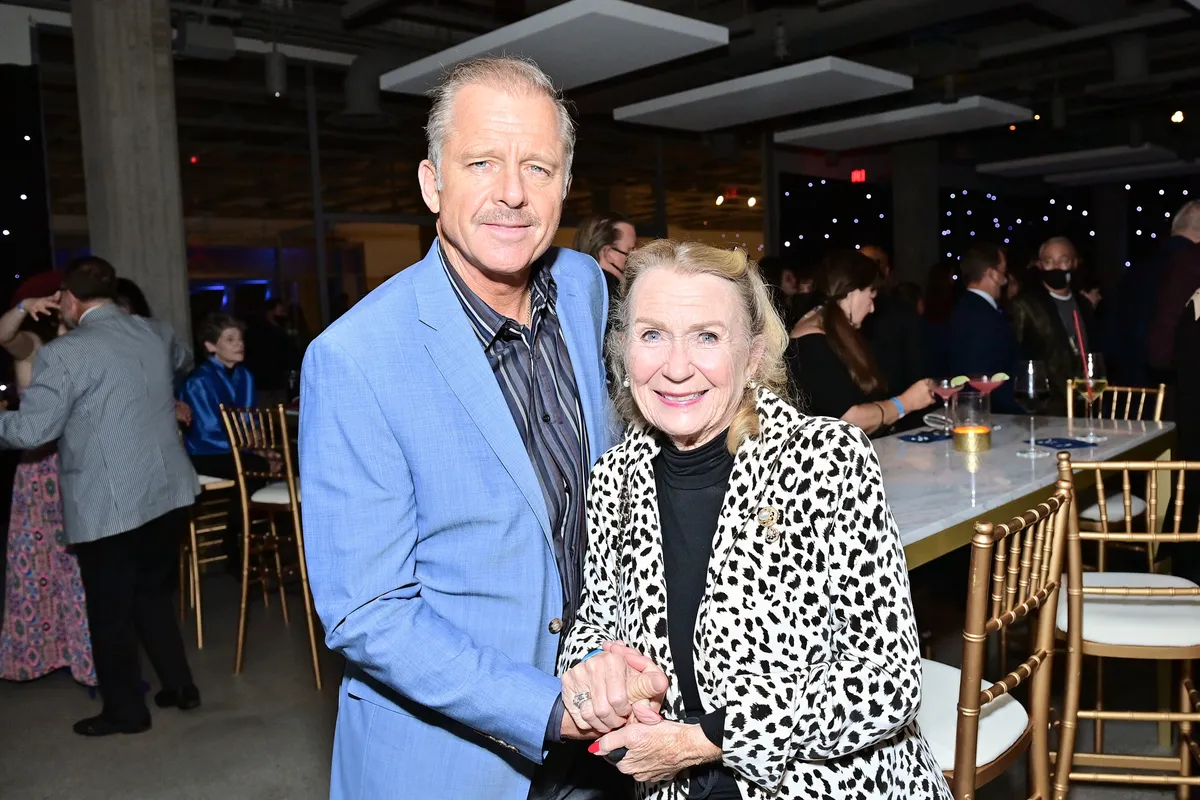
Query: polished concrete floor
[[0, 575, 1184, 799]]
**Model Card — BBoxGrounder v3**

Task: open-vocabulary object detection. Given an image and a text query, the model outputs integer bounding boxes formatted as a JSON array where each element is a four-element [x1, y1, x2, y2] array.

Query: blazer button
[[548, 618, 563, 634]]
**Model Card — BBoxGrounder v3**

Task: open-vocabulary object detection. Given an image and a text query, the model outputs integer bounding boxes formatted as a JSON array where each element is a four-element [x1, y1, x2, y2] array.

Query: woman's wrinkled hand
[[592, 720, 722, 783], [560, 642, 668, 738]]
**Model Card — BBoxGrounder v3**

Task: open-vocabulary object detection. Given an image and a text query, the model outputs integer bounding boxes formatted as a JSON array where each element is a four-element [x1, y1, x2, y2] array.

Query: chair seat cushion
[[197, 474, 227, 487], [1078, 493, 1147, 522], [917, 659, 1029, 772], [251, 481, 296, 505], [1056, 571, 1200, 647]]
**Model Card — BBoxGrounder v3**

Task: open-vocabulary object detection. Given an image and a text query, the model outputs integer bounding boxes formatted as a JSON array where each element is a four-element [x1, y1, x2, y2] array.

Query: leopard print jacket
[[559, 389, 952, 800]]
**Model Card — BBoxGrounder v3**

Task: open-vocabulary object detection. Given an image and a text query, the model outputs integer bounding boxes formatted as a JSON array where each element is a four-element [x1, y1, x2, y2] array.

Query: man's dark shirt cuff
[[545, 695, 567, 747]]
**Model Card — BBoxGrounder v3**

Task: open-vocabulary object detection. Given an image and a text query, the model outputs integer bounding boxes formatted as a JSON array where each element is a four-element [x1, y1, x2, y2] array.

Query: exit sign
[[850, 169, 867, 183]]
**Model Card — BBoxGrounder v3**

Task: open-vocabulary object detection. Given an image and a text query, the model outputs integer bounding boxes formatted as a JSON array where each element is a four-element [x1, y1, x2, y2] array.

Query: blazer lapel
[[550, 259, 605, 464], [413, 244, 553, 545]]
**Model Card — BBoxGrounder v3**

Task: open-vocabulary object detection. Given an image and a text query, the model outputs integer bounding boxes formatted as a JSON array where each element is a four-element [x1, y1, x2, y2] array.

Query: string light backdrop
[[0, 63, 54, 308], [777, 174, 893, 267]]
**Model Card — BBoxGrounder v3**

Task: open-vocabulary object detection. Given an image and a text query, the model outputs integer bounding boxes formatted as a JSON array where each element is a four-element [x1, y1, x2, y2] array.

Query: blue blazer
[[178, 357, 256, 455], [946, 290, 1025, 414], [299, 242, 612, 800]]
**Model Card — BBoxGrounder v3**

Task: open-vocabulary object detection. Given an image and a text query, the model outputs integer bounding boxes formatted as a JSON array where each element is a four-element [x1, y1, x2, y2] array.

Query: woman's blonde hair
[[607, 240, 791, 453]]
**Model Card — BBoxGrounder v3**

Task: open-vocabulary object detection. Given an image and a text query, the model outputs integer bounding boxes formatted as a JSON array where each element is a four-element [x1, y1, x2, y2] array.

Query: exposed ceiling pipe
[[328, 49, 415, 130], [977, 8, 1188, 61]]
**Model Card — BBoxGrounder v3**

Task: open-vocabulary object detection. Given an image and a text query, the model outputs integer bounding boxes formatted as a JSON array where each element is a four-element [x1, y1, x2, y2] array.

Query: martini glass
[[932, 379, 962, 434], [967, 374, 1006, 397]]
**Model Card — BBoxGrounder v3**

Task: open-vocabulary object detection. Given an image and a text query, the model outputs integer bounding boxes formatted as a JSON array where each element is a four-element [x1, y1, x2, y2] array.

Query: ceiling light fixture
[[1171, 110, 1184, 123]]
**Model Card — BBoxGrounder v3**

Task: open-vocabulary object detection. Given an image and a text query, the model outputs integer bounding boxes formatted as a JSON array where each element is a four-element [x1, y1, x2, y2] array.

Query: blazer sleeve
[[718, 425, 923, 792], [558, 449, 624, 673], [0, 344, 73, 450], [299, 336, 561, 764]]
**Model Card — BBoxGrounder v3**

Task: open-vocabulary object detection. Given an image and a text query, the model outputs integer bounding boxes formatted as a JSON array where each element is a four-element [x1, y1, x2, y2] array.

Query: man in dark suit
[[946, 242, 1023, 414], [1009, 236, 1098, 414]]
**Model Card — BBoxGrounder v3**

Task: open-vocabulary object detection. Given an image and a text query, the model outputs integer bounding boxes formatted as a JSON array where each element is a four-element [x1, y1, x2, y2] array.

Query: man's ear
[[418, 160, 441, 215]]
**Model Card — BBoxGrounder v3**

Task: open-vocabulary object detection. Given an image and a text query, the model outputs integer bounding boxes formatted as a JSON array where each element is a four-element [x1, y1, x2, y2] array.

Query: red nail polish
[[588, 742, 600, 755]]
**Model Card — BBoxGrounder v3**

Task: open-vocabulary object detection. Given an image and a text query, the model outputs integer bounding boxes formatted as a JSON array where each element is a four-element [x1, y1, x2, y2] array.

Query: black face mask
[[1041, 268, 1072, 291]]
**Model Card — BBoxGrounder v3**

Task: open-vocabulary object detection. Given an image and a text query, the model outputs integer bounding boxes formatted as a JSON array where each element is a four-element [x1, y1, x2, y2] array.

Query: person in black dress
[[787, 250, 935, 435]]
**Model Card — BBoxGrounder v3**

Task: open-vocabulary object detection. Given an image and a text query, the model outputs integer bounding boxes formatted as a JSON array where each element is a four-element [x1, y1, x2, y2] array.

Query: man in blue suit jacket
[[947, 242, 1025, 414], [300, 56, 664, 800]]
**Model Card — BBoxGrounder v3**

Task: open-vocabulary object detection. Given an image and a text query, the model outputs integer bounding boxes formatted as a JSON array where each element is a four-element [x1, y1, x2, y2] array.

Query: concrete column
[[1091, 184, 1128, 297], [891, 140, 940, 286], [761, 134, 780, 257], [72, 0, 190, 338]]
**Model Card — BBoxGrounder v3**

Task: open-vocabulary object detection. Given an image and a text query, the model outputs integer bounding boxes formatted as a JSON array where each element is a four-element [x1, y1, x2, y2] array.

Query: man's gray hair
[[1038, 235, 1078, 262], [424, 55, 576, 199], [1172, 200, 1200, 236]]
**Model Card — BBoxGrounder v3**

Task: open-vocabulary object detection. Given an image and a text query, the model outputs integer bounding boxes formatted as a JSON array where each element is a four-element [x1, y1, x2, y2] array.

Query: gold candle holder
[[954, 425, 992, 453]]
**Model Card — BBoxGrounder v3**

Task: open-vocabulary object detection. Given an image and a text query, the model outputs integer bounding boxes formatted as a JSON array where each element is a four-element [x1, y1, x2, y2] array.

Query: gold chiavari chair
[[1054, 454, 1200, 798], [179, 474, 236, 649], [1066, 381, 1167, 570], [220, 404, 322, 690], [1066, 382, 1167, 426], [917, 473, 1081, 800]]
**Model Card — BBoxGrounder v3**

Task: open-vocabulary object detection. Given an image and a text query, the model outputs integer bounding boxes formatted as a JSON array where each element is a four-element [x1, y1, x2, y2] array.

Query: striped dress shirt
[[440, 246, 590, 628]]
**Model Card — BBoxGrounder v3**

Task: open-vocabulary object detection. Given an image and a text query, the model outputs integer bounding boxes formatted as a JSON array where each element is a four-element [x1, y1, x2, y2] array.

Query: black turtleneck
[[653, 430, 741, 799]]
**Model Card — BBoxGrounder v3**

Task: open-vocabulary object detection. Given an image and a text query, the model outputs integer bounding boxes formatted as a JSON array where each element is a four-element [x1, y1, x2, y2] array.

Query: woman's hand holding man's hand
[[560, 641, 669, 740]]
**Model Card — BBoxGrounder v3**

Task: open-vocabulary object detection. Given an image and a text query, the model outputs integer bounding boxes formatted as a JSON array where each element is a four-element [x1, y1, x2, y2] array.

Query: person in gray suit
[[0, 257, 201, 736]]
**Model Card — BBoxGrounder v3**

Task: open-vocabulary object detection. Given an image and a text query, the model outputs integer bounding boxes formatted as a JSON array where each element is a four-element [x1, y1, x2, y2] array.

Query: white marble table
[[877, 415, 1176, 568]]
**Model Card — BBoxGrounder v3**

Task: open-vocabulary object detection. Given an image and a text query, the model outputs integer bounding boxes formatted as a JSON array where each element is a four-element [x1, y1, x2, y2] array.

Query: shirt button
[[548, 618, 563, 634], [541, 413, 551, 423]]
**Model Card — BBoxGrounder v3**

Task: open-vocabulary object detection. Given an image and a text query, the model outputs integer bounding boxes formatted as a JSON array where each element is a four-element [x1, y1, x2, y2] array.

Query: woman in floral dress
[[0, 274, 95, 685]]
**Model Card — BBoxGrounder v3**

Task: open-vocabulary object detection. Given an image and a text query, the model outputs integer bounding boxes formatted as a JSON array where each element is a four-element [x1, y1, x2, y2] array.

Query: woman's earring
[[622, 378, 630, 388], [747, 379, 758, 389]]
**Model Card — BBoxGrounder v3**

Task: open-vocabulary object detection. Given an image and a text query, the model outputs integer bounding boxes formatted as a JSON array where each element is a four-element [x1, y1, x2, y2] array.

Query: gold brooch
[[757, 507, 780, 542]]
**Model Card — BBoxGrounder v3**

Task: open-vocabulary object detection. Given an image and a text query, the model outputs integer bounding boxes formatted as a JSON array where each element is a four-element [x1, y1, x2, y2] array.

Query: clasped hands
[[559, 642, 721, 783]]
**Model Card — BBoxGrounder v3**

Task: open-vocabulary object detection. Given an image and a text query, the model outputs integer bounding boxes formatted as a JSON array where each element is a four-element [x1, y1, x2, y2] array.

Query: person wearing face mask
[[786, 250, 935, 436], [1008, 236, 1097, 413], [946, 242, 1024, 414]]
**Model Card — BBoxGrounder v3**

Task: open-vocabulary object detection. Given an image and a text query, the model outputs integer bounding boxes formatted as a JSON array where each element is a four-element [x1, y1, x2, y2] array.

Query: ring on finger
[[572, 691, 590, 710]]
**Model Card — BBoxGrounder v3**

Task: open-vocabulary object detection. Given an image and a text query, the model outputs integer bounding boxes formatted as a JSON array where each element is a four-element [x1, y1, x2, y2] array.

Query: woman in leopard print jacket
[[558, 241, 950, 800]]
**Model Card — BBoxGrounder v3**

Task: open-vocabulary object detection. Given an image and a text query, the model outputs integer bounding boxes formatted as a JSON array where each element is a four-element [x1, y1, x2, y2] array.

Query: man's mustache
[[474, 211, 539, 227]]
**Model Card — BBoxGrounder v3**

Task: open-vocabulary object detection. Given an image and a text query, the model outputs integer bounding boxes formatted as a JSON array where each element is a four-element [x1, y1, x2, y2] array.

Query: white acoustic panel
[[1046, 159, 1200, 186], [612, 56, 912, 132], [379, 0, 728, 95], [977, 144, 1177, 178], [774, 95, 1032, 151]]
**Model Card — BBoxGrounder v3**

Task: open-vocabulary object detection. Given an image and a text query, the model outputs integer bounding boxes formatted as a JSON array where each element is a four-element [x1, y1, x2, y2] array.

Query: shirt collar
[[967, 287, 999, 310], [438, 239, 556, 349]]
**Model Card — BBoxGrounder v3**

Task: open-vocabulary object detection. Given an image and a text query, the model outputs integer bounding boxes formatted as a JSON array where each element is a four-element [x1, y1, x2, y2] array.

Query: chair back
[[952, 466, 1081, 799], [1065, 382, 1165, 422], [1066, 455, 1200, 558], [218, 405, 300, 512]]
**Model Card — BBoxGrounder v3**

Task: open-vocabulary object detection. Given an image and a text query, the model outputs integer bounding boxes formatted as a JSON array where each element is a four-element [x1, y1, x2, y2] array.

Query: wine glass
[[1014, 360, 1050, 459], [932, 378, 962, 434], [1073, 352, 1109, 444]]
